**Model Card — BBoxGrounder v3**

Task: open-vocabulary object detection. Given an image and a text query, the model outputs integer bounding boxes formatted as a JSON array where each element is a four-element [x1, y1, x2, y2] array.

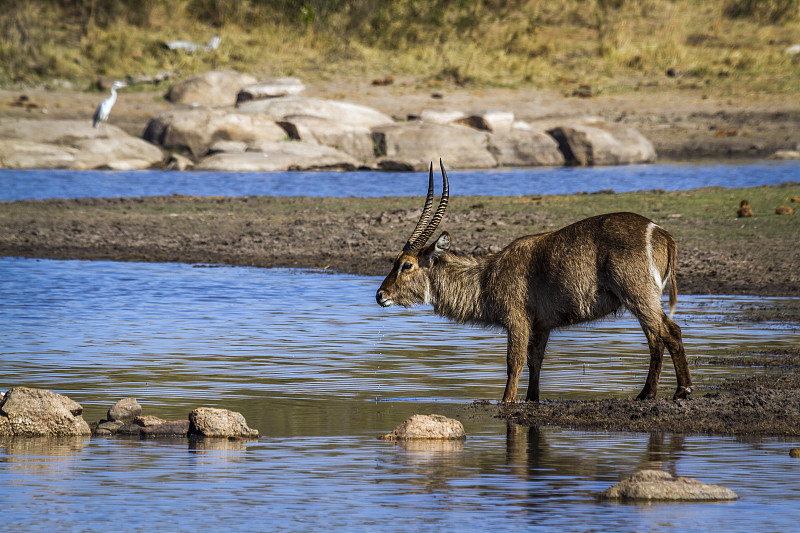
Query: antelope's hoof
[[635, 390, 657, 401], [673, 386, 693, 400]]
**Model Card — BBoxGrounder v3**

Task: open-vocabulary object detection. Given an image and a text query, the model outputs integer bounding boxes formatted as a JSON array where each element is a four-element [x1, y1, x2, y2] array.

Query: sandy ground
[[2, 78, 800, 160]]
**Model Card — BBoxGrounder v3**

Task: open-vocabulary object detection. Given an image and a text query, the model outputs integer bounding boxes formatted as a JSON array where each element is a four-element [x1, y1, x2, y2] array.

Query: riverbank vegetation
[[2, 1, 800, 96]]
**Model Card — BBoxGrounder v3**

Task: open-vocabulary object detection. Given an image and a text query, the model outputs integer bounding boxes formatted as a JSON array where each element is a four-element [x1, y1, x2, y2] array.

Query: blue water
[[2, 160, 799, 201], [1, 257, 799, 531]]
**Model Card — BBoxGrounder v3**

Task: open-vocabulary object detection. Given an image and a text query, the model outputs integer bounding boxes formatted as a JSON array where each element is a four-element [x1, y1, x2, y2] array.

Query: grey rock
[[237, 78, 306, 104], [141, 420, 190, 438], [371, 121, 497, 170], [167, 70, 257, 106], [238, 96, 393, 129], [208, 140, 249, 154], [0, 120, 163, 170], [196, 142, 359, 171], [457, 110, 515, 133], [379, 414, 466, 440], [107, 397, 142, 423], [143, 108, 287, 158], [278, 114, 374, 162], [489, 129, 565, 167], [547, 118, 656, 166], [418, 109, 467, 124], [188, 407, 259, 438], [0, 387, 91, 437], [599, 470, 738, 501]]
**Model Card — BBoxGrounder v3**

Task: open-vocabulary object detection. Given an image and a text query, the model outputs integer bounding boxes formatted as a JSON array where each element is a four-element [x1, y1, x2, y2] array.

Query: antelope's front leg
[[501, 326, 530, 404]]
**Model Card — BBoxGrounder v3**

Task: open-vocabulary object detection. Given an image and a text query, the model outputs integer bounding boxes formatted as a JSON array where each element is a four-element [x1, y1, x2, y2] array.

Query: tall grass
[[1, 0, 799, 95]]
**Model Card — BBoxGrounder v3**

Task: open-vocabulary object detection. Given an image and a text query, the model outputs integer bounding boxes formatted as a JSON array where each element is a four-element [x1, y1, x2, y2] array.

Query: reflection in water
[[1, 258, 799, 530]]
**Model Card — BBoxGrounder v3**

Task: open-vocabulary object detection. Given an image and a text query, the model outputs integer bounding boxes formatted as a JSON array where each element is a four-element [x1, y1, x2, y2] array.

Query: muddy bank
[[1, 185, 799, 296], [487, 348, 800, 436]]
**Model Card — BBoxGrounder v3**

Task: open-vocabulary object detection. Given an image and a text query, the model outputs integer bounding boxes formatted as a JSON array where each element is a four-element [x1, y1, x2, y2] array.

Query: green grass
[[2, 0, 800, 97]]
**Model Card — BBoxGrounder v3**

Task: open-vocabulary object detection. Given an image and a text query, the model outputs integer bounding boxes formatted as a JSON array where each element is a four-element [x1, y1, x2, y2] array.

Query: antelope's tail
[[668, 239, 678, 318]]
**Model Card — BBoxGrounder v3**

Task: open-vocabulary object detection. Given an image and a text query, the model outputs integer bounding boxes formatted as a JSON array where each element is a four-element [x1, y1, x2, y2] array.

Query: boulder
[[418, 109, 467, 124], [769, 149, 800, 160], [379, 414, 466, 440], [208, 140, 249, 154], [457, 110, 515, 133], [107, 397, 142, 423], [278, 114, 374, 162], [371, 121, 497, 170], [489, 128, 566, 167], [167, 70, 257, 106], [238, 96, 393, 129], [547, 118, 656, 166], [599, 470, 738, 501], [0, 387, 91, 437], [143, 108, 287, 158], [237, 78, 306, 104], [141, 420, 190, 438], [196, 141, 360, 171], [0, 120, 164, 170], [188, 407, 259, 438]]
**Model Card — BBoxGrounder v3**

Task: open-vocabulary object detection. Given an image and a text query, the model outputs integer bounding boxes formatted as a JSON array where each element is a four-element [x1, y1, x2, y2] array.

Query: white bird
[[93, 81, 127, 129]]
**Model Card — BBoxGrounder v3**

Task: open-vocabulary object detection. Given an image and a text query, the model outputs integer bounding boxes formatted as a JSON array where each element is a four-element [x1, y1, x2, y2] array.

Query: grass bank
[[2, 1, 800, 97]]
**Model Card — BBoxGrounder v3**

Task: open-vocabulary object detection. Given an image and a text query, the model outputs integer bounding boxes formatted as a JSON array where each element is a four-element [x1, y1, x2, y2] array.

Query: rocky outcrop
[[457, 110, 515, 133], [489, 127, 566, 167], [372, 121, 497, 170], [236, 78, 306, 104], [188, 407, 259, 439], [547, 118, 657, 166], [142, 108, 287, 157], [379, 414, 466, 440], [195, 141, 360, 171], [278, 114, 374, 162], [238, 95, 393, 129], [90, 401, 257, 439], [0, 387, 91, 437], [0, 120, 164, 170], [599, 470, 738, 501], [167, 70, 257, 106]]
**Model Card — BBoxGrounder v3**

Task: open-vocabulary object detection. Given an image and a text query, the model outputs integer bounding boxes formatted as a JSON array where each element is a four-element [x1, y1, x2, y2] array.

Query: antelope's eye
[[401, 262, 413, 271]]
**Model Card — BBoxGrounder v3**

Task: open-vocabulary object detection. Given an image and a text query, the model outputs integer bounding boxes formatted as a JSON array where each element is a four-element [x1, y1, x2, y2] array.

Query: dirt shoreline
[[2, 82, 800, 161]]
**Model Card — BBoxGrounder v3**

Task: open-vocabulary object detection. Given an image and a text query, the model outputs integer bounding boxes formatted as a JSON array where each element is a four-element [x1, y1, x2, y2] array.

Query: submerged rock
[[379, 414, 466, 441], [188, 407, 259, 439], [0, 387, 91, 437], [599, 470, 738, 501], [107, 397, 142, 423]]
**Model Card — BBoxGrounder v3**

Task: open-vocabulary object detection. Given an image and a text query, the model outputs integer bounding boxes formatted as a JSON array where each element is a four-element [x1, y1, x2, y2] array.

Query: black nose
[[376, 289, 385, 304]]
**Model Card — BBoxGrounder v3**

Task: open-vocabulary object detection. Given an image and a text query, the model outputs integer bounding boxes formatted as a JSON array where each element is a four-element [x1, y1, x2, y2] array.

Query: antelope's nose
[[376, 289, 392, 307]]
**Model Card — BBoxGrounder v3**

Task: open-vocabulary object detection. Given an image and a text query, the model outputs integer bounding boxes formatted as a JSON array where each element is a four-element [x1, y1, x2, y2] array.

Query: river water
[[1, 257, 799, 531], [1, 159, 799, 201], [2, 162, 800, 530]]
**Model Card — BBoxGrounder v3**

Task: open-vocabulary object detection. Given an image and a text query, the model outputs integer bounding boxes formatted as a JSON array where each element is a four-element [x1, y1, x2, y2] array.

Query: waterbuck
[[376, 160, 693, 404]]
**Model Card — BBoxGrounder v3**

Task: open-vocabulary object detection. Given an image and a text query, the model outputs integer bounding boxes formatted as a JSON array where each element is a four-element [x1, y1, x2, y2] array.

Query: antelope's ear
[[422, 232, 450, 264]]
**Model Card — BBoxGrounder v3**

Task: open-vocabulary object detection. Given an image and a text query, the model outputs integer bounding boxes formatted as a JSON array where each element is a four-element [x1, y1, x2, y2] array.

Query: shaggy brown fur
[[377, 163, 693, 404]]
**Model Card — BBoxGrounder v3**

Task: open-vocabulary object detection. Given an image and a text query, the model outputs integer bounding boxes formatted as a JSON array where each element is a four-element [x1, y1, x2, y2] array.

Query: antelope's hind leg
[[636, 329, 664, 400], [525, 330, 550, 403]]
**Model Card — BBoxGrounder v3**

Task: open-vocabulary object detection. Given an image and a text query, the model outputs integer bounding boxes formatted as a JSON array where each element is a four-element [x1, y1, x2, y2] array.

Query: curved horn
[[405, 159, 450, 253], [403, 162, 435, 252]]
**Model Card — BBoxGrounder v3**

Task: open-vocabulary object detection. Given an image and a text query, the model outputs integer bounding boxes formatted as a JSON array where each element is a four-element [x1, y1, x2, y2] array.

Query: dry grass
[[2, 0, 799, 96]]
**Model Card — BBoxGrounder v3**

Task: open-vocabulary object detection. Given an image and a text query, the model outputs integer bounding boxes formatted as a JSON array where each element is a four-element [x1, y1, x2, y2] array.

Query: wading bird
[[93, 81, 127, 130]]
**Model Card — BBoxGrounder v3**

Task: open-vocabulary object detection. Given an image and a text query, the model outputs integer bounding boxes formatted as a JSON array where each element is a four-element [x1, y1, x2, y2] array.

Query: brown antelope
[[376, 160, 693, 404]]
